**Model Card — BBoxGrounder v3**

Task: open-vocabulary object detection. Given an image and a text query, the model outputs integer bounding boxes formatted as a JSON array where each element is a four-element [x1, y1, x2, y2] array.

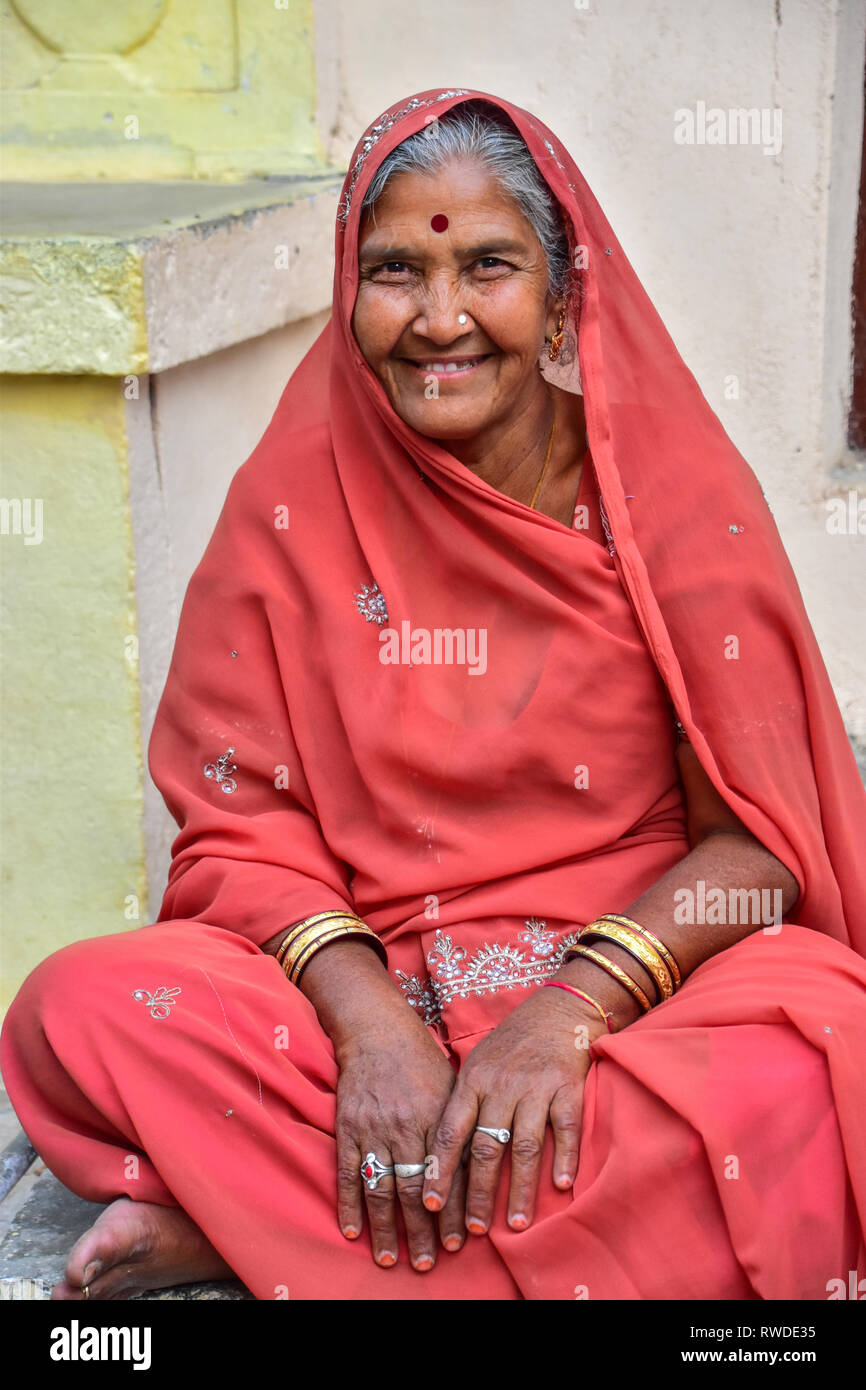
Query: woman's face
[[352, 158, 560, 441]]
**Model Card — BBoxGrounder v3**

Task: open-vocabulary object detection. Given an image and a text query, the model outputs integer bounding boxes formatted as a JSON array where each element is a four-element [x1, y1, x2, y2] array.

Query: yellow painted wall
[[1, 0, 321, 180], [0, 376, 147, 1011], [0, 1, 324, 1014]]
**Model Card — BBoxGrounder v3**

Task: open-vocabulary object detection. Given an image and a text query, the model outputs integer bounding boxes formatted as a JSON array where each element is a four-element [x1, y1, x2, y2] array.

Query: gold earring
[[548, 307, 566, 362]]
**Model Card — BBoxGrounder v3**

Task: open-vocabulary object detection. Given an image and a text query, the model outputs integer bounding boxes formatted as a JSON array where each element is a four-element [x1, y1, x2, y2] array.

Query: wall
[[1, 0, 323, 178], [0, 377, 146, 1011]]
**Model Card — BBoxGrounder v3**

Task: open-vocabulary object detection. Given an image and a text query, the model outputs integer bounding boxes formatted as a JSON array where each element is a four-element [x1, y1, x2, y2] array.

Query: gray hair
[[360, 102, 571, 300]]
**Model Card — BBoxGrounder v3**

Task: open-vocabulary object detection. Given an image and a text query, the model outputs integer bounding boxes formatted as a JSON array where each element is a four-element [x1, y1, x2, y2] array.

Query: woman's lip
[[401, 355, 492, 378]]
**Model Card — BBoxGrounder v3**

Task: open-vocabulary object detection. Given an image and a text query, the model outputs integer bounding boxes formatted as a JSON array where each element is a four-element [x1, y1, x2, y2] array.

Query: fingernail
[[83, 1261, 102, 1285], [443, 1234, 463, 1252], [413, 1255, 434, 1272], [509, 1213, 528, 1231], [467, 1218, 487, 1235], [555, 1173, 573, 1189], [342, 1226, 359, 1240], [377, 1251, 397, 1268], [424, 1194, 442, 1211]]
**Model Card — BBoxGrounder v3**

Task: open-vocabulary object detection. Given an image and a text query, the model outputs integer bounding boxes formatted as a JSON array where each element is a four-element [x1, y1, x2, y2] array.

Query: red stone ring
[[361, 1152, 394, 1190]]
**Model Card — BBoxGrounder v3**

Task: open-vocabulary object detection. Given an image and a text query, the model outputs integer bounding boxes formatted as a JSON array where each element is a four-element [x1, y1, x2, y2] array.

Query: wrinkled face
[[352, 158, 560, 441]]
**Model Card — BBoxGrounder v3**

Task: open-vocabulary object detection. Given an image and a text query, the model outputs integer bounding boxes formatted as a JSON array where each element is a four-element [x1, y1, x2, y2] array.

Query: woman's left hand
[[422, 987, 607, 1234]]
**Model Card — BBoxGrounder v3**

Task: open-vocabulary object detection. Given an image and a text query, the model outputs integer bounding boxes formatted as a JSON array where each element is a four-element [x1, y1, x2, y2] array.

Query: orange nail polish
[[510, 1213, 528, 1230], [424, 1194, 442, 1211], [377, 1251, 397, 1268], [414, 1256, 434, 1272], [443, 1235, 462, 1252], [467, 1219, 487, 1235]]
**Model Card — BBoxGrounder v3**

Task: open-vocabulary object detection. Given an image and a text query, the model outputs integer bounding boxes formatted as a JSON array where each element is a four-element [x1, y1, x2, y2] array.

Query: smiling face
[[352, 159, 562, 444]]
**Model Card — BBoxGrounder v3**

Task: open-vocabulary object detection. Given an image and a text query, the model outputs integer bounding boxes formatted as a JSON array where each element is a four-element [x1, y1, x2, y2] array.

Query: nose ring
[[457, 313, 468, 325]]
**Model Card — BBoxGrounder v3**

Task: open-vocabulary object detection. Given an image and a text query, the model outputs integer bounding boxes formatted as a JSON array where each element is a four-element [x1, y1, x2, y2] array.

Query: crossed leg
[[0, 919, 518, 1300]]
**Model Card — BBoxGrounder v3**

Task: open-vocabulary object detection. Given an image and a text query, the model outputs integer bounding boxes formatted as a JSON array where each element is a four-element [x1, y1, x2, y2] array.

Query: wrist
[[555, 954, 645, 1031], [538, 981, 611, 1041], [297, 936, 406, 1056]]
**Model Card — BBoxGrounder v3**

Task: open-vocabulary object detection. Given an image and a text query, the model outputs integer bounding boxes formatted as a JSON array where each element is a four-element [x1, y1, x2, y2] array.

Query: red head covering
[[150, 88, 866, 961]]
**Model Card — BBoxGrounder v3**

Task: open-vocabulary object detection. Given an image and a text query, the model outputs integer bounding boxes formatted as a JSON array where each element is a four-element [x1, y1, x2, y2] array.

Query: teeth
[[420, 359, 481, 372]]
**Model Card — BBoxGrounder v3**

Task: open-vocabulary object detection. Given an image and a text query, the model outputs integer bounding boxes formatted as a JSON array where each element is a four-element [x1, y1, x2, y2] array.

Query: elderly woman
[[2, 90, 865, 1302]]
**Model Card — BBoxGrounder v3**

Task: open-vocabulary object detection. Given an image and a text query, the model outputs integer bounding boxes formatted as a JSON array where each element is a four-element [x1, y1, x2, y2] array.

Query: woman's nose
[[413, 290, 472, 345]]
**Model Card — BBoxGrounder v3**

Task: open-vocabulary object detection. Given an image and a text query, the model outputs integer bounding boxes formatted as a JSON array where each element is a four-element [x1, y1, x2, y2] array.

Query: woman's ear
[[545, 296, 564, 343]]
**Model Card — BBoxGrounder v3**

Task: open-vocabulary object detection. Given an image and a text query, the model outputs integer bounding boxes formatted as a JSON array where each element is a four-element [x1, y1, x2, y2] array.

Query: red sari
[[2, 89, 865, 1301]]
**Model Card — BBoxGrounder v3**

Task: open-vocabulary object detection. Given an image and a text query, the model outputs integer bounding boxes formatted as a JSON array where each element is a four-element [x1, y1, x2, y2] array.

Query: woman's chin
[[393, 399, 504, 442]]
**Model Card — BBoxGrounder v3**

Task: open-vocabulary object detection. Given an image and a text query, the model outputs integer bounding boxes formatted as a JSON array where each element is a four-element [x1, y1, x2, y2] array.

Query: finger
[[393, 1145, 439, 1272], [464, 1110, 514, 1236], [423, 1086, 479, 1213], [361, 1148, 400, 1268], [335, 1130, 364, 1241], [434, 1143, 468, 1254], [505, 1100, 549, 1230], [550, 1084, 584, 1191]]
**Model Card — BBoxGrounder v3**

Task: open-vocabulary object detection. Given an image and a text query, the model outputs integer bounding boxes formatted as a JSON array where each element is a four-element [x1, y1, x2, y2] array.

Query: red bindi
[[430, 213, 449, 233]]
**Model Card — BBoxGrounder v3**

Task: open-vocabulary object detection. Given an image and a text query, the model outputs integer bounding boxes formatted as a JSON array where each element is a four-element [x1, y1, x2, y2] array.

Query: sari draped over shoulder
[[2, 89, 865, 1301]]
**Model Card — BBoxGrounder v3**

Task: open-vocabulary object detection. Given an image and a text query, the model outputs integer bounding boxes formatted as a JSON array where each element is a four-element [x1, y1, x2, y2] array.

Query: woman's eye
[[475, 257, 509, 274], [373, 261, 411, 276]]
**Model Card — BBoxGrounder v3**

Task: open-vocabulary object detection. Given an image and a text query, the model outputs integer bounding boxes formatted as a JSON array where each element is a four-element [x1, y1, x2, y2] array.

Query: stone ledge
[[0, 175, 343, 375]]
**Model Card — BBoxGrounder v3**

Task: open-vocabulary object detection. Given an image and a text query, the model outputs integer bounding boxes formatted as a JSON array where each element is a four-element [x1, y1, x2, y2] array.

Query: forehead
[[358, 157, 538, 250]]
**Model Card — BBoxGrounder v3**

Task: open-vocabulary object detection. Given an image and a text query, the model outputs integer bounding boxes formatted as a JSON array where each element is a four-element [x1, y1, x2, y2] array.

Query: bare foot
[[51, 1197, 234, 1300]]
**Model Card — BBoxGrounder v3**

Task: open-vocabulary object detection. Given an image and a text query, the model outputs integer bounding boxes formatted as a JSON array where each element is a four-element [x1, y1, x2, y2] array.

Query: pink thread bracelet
[[543, 980, 614, 1032]]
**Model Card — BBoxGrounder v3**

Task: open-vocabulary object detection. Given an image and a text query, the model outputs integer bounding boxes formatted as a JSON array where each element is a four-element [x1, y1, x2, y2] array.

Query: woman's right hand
[[297, 936, 465, 1271]]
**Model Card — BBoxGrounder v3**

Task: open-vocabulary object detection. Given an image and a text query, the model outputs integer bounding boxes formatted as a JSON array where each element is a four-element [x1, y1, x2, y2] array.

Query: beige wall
[[126, 312, 331, 912]]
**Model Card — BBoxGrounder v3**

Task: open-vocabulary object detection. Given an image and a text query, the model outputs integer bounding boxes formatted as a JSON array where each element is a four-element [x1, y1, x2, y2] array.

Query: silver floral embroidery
[[543, 137, 567, 174], [132, 986, 181, 1020], [337, 91, 471, 226], [598, 495, 616, 556], [355, 581, 388, 626], [426, 933, 466, 979], [394, 971, 442, 1027], [204, 747, 238, 794], [518, 917, 559, 955], [397, 920, 582, 1022]]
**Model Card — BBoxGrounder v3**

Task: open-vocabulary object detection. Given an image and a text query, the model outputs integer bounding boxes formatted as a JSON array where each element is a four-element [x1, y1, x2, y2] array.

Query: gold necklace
[[529, 416, 557, 510]]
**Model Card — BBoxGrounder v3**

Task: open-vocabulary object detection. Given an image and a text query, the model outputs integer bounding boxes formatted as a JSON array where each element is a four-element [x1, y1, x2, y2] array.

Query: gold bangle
[[288, 923, 387, 985], [288, 926, 357, 982], [276, 914, 365, 968], [280, 919, 363, 977], [595, 914, 682, 990], [276, 912, 364, 965], [563, 944, 653, 1012], [579, 922, 673, 1002]]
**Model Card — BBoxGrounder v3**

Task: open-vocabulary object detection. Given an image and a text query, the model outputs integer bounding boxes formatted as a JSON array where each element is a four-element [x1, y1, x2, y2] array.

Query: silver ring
[[457, 313, 468, 325], [361, 1152, 394, 1190], [475, 1125, 511, 1145], [393, 1162, 426, 1178]]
